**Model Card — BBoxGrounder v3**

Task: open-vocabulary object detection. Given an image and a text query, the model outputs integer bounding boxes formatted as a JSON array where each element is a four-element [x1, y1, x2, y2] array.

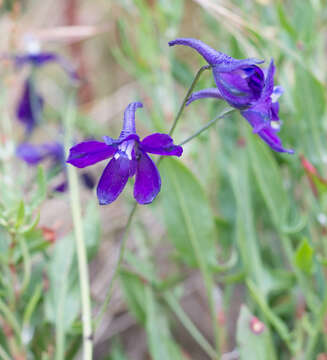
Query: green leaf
[[230, 150, 273, 295], [247, 132, 290, 227], [30, 166, 47, 209], [44, 234, 80, 357], [294, 67, 326, 163], [119, 270, 147, 324], [145, 287, 182, 360], [159, 158, 217, 268], [294, 238, 314, 274], [15, 200, 25, 229], [237, 305, 272, 360]]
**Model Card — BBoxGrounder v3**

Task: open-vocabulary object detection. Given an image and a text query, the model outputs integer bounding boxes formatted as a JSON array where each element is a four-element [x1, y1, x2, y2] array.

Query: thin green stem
[[164, 292, 218, 359], [64, 97, 93, 360], [178, 107, 235, 146], [169, 65, 211, 136], [305, 290, 327, 359], [94, 202, 137, 330]]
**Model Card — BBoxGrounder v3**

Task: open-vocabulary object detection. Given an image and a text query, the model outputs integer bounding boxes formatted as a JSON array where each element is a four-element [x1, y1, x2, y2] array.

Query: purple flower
[[169, 38, 265, 109], [67, 102, 183, 205], [240, 60, 294, 154], [13, 46, 78, 133], [13, 52, 79, 81], [16, 141, 95, 191], [16, 141, 64, 165], [16, 78, 44, 134]]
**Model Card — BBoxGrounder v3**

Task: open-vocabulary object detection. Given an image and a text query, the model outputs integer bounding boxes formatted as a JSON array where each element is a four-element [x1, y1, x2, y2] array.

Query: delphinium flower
[[16, 141, 94, 192], [169, 38, 265, 109], [11, 37, 78, 134], [67, 102, 183, 205], [170, 38, 293, 154]]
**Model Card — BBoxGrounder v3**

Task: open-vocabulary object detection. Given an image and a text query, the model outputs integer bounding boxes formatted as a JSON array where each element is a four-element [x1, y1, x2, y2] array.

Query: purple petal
[[80, 172, 96, 189], [14, 52, 79, 80], [97, 156, 134, 205], [213, 66, 264, 108], [54, 180, 68, 193], [140, 133, 183, 157], [261, 59, 275, 99], [16, 79, 43, 132], [241, 110, 293, 154], [169, 38, 226, 65], [134, 151, 161, 204], [120, 102, 143, 139], [67, 141, 116, 168], [186, 88, 222, 106], [16, 143, 47, 165], [17, 142, 64, 165]]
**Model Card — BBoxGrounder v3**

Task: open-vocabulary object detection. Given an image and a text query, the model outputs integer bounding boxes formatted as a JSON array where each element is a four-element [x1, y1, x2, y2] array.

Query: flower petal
[[134, 151, 161, 204], [261, 59, 275, 99], [186, 88, 222, 106], [241, 110, 294, 154], [16, 143, 47, 165], [140, 133, 183, 157], [14, 53, 78, 80], [80, 172, 96, 189], [67, 141, 116, 168], [16, 79, 43, 132], [97, 156, 133, 205]]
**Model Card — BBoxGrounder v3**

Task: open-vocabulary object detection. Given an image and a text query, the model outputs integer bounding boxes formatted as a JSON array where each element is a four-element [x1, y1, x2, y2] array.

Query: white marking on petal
[[117, 140, 135, 160], [270, 121, 281, 130]]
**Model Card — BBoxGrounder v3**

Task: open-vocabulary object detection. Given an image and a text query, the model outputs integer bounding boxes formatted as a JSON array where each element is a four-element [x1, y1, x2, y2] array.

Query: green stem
[[178, 107, 235, 146], [164, 293, 218, 359], [64, 97, 93, 360], [169, 65, 211, 136], [94, 202, 137, 330], [305, 290, 327, 359]]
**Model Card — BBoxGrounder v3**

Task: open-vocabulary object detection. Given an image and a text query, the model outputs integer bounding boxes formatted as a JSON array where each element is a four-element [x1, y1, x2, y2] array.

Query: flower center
[[114, 140, 135, 160]]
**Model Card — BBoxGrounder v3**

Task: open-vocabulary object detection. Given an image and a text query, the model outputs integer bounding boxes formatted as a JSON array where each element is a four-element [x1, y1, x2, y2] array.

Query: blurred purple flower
[[169, 38, 265, 109], [13, 51, 79, 81], [67, 102, 183, 205], [240, 59, 294, 154], [12, 45, 78, 134], [16, 78, 44, 134], [16, 141, 95, 192]]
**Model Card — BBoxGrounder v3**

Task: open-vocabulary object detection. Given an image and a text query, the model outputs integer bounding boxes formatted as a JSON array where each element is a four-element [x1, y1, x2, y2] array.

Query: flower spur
[[67, 102, 183, 205], [169, 38, 265, 109]]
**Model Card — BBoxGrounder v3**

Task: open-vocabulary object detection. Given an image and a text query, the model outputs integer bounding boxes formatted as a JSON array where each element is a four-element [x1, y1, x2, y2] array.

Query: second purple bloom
[[67, 102, 183, 205]]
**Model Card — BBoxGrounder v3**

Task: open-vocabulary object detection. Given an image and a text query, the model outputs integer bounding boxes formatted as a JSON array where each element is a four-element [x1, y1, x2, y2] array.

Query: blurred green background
[[1, 0, 327, 359]]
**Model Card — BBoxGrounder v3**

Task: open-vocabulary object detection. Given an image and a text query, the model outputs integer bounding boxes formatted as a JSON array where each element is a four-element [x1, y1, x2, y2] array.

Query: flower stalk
[[64, 96, 93, 360]]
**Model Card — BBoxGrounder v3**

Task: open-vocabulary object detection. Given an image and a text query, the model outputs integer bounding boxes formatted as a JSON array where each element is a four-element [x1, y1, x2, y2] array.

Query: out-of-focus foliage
[[1, 0, 327, 359]]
